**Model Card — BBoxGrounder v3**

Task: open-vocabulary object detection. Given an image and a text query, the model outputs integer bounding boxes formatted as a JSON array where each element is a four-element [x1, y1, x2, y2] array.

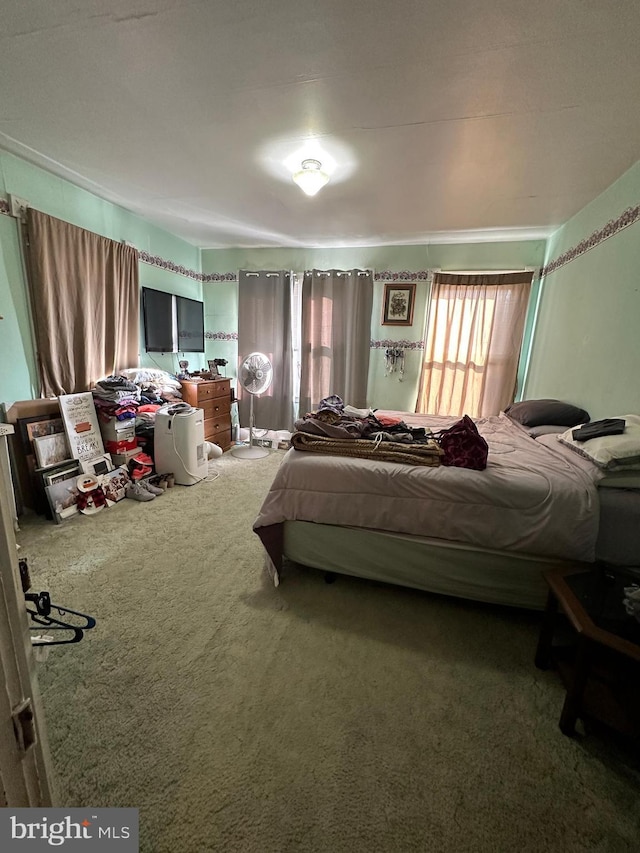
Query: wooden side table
[[535, 564, 640, 738]]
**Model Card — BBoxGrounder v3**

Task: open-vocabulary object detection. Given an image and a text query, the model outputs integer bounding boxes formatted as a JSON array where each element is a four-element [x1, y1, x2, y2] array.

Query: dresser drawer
[[197, 380, 230, 402], [201, 398, 231, 420], [204, 414, 231, 439], [205, 426, 231, 450]]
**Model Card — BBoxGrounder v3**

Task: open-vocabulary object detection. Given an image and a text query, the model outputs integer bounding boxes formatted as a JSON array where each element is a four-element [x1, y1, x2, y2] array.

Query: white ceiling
[[1, 0, 640, 249]]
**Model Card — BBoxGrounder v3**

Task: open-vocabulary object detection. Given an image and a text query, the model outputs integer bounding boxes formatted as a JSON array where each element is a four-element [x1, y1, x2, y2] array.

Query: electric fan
[[231, 351, 274, 459]]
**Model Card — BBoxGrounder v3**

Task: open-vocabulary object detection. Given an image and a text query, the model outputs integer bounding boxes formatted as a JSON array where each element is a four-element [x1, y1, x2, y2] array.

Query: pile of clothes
[[91, 369, 183, 431], [93, 375, 141, 421], [295, 395, 433, 442], [91, 368, 185, 466], [292, 396, 443, 466], [117, 368, 184, 405]]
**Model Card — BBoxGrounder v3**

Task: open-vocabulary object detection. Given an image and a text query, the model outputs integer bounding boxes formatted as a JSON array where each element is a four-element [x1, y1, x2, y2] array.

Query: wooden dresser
[[179, 378, 233, 451]]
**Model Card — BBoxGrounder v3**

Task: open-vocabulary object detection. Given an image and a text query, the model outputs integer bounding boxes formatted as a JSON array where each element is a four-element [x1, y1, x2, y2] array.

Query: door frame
[[0, 425, 55, 805]]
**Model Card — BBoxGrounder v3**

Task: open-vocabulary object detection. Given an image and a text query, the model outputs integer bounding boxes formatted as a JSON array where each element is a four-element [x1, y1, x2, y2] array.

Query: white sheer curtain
[[416, 272, 533, 417], [290, 272, 303, 417], [299, 269, 373, 415], [237, 270, 294, 430]]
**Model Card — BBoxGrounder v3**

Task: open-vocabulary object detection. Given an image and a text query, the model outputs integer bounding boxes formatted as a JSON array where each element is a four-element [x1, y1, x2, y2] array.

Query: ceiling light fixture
[[292, 159, 330, 196]]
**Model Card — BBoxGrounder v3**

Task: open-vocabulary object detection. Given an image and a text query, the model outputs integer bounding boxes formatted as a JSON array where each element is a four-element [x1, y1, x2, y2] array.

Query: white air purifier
[[154, 406, 207, 485]]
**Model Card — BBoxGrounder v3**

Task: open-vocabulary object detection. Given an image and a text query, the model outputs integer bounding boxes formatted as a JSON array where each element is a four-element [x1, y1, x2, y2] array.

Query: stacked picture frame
[[9, 399, 132, 523], [43, 464, 82, 523], [16, 413, 78, 520]]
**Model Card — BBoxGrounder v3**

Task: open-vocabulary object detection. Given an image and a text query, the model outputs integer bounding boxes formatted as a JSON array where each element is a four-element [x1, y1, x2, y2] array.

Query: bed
[[253, 410, 640, 610]]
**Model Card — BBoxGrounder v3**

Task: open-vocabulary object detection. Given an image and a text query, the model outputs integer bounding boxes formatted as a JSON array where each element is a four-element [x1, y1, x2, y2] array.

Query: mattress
[[255, 412, 601, 564], [533, 431, 640, 565]]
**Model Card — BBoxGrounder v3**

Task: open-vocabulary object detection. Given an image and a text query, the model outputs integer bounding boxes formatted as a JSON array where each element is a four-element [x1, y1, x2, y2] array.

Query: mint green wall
[[202, 242, 546, 411], [524, 160, 640, 420], [0, 215, 38, 400], [0, 150, 202, 406]]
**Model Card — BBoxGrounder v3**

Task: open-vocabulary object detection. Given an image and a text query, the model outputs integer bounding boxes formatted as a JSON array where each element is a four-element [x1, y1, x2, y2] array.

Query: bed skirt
[[255, 520, 585, 610]]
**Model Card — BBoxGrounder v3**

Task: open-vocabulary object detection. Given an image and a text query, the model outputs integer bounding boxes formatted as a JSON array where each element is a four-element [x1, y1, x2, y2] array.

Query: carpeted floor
[[16, 451, 640, 852]]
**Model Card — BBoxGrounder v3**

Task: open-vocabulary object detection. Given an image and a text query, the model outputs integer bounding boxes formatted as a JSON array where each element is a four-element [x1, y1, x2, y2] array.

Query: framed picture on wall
[[382, 283, 416, 326]]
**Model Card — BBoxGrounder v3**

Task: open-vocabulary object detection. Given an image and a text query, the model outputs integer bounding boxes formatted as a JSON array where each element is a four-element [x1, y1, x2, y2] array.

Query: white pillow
[[119, 368, 181, 388], [558, 415, 640, 470]]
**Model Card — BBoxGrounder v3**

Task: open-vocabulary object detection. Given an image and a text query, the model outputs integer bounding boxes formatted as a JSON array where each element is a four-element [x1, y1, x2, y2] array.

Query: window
[[416, 272, 533, 417]]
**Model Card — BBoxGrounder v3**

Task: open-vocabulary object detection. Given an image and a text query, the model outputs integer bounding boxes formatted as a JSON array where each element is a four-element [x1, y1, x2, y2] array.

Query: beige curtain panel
[[417, 272, 533, 418], [299, 269, 373, 416], [26, 209, 139, 396]]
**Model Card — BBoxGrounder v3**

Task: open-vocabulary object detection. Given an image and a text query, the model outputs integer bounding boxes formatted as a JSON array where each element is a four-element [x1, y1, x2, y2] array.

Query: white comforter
[[254, 413, 602, 562]]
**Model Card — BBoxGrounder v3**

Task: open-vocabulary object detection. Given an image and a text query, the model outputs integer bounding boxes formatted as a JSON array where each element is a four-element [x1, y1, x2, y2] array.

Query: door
[[0, 425, 55, 805]]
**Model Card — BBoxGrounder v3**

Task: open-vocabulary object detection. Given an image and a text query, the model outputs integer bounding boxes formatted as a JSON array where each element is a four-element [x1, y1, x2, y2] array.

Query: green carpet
[[17, 451, 640, 852]]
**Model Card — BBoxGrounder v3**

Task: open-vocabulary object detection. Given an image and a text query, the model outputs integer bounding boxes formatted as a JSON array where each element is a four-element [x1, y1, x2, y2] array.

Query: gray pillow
[[528, 424, 570, 439], [504, 399, 590, 428]]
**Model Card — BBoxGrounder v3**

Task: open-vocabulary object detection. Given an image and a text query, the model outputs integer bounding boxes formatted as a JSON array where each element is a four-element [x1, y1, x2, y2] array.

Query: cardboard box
[[99, 417, 136, 442], [110, 447, 140, 466], [105, 437, 138, 454]]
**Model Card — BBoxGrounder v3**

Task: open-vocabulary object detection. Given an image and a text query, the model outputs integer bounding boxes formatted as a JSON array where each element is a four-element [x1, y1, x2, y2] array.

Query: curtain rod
[[442, 268, 533, 274]]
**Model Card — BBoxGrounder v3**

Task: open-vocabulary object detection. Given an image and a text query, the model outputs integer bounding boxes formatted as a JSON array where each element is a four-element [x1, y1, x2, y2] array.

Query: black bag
[[432, 415, 488, 470]]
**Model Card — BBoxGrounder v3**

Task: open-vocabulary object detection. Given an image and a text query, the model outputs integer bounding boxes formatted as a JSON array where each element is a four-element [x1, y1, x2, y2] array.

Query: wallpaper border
[[202, 271, 238, 282], [139, 251, 238, 282], [370, 339, 424, 349], [541, 203, 640, 277], [136, 250, 203, 280], [374, 270, 431, 281], [4, 199, 640, 283], [201, 335, 424, 348], [205, 331, 238, 340]]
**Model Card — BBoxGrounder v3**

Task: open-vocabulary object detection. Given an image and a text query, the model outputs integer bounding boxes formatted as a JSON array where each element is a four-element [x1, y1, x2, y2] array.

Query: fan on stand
[[231, 352, 274, 459]]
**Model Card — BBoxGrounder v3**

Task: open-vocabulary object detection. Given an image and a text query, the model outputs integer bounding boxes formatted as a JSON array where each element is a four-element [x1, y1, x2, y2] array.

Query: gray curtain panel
[[299, 269, 373, 415], [237, 269, 294, 431], [25, 209, 139, 396]]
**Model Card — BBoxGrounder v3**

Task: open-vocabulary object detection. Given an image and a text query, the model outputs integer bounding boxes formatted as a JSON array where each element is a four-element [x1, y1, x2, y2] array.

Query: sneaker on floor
[[141, 480, 164, 496], [130, 463, 152, 479], [133, 451, 154, 466], [125, 482, 155, 502]]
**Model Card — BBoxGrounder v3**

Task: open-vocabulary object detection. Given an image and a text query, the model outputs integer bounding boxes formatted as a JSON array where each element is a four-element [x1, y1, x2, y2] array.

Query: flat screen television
[[142, 287, 174, 353], [142, 288, 205, 353], [176, 295, 205, 353]]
